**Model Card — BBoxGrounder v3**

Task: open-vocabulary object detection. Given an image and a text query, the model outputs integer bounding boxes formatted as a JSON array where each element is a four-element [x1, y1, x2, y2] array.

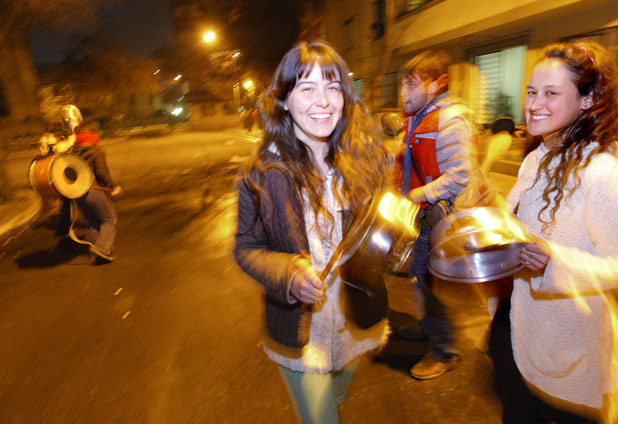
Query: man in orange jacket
[[396, 50, 473, 380]]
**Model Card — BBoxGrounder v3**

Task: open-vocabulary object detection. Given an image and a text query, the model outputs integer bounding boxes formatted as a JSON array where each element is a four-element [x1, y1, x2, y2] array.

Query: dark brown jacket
[[234, 158, 312, 348], [235, 150, 363, 346]]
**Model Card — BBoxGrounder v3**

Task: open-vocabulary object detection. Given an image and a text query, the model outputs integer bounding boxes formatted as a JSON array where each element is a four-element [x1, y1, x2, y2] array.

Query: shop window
[[372, 0, 385, 40], [353, 79, 364, 98], [474, 45, 526, 126], [377, 72, 398, 109], [342, 17, 357, 52]]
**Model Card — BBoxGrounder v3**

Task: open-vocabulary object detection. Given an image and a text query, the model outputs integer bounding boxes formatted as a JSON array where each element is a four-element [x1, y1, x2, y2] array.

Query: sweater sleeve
[[423, 104, 472, 203], [233, 174, 299, 305], [543, 153, 618, 295]]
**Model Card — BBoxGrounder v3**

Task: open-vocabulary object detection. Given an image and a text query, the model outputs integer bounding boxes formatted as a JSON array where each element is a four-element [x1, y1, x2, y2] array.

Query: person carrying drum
[[41, 105, 122, 264]]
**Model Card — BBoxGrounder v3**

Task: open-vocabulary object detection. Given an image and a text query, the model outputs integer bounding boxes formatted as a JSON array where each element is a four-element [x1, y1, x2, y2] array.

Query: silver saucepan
[[320, 191, 420, 296], [428, 207, 529, 283]]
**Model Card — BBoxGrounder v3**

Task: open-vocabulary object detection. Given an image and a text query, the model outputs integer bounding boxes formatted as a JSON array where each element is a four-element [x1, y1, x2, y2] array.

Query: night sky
[[28, 0, 308, 79], [29, 0, 175, 65]]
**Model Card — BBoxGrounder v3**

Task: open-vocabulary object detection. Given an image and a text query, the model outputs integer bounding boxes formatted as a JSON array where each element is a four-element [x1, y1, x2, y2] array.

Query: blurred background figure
[[240, 106, 258, 133], [492, 42, 618, 423], [234, 40, 389, 423], [481, 117, 515, 174], [37, 105, 122, 265], [490, 116, 515, 137]]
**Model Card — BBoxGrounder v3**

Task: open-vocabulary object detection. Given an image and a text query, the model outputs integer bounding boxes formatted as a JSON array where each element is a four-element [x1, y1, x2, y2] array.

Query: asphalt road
[[0, 130, 508, 423]]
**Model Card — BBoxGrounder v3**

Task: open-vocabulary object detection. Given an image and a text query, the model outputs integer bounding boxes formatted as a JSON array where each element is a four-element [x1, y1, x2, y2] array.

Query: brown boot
[[410, 354, 460, 380]]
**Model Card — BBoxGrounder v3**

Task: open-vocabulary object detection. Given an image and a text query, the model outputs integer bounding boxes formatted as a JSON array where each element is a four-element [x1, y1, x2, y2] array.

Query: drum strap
[[68, 200, 87, 246], [67, 199, 115, 261]]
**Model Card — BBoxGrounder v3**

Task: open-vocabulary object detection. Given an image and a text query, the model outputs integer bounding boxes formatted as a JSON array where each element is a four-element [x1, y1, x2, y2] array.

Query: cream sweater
[[506, 142, 618, 409]]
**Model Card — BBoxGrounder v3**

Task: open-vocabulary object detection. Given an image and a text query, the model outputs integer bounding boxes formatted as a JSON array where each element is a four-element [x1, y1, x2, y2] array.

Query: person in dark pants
[[394, 50, 473, 380], [70, 129, 122, 264]]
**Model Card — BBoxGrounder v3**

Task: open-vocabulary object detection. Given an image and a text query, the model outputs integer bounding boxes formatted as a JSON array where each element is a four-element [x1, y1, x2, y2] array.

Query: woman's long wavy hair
[[240, 40, 387, 231], [531, 42, 618, 233]]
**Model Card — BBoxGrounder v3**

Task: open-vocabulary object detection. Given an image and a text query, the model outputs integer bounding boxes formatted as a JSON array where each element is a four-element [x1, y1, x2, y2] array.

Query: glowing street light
[[243, 80, 254, 90], [174, 74, 182, 81], [202, 31, 216, 43]]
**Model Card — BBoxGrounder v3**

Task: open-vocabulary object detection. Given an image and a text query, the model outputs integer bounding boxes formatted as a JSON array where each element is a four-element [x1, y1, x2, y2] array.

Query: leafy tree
[[37, 31, 160, 127], [65, 45, 160, 118], [0, 0, 116, 41]]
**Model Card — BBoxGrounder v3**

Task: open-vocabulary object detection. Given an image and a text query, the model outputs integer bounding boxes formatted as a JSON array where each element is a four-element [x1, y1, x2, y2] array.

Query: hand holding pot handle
[[290, 255, 326, 304]]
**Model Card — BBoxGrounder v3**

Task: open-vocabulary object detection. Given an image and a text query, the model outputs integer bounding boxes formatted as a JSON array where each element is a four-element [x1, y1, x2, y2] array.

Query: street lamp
[[242, 80, 254, 90], [202, 31, 216, 43]]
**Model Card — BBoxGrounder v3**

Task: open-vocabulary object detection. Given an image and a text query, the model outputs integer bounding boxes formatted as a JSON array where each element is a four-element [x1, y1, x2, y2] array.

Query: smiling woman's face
[[525, 59, 590, 147], [285, 64, 344, 145]]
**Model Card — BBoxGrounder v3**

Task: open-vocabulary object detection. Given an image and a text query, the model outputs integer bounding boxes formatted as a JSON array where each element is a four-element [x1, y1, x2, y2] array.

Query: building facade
[[319, 0, 618, 126]]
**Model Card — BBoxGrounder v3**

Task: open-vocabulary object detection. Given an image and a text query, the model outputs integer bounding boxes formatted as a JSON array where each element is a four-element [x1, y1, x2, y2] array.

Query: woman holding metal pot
[[495, 42, 618, 423], [234, 41, 390, 423]]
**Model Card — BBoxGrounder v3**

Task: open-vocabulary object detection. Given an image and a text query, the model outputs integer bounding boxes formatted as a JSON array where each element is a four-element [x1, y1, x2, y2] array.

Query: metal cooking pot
[[61, 104, 83, 130], [428, 207, 529, 283], [321, 191, 420, 296]]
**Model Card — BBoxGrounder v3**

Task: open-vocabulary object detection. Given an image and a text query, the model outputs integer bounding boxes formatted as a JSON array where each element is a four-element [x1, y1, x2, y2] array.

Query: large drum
[[29, 153, 94, 199]]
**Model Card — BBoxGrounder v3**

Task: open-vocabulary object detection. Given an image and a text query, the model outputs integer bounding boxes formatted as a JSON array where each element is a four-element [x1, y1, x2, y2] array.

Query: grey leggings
[[278, 358, 359, 424]]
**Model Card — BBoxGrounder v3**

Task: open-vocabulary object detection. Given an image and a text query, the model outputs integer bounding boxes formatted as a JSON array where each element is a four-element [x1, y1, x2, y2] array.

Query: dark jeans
[[489, 301, 597, 424], [75, 188, 117, 256], [412, 224, 457, 360]]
